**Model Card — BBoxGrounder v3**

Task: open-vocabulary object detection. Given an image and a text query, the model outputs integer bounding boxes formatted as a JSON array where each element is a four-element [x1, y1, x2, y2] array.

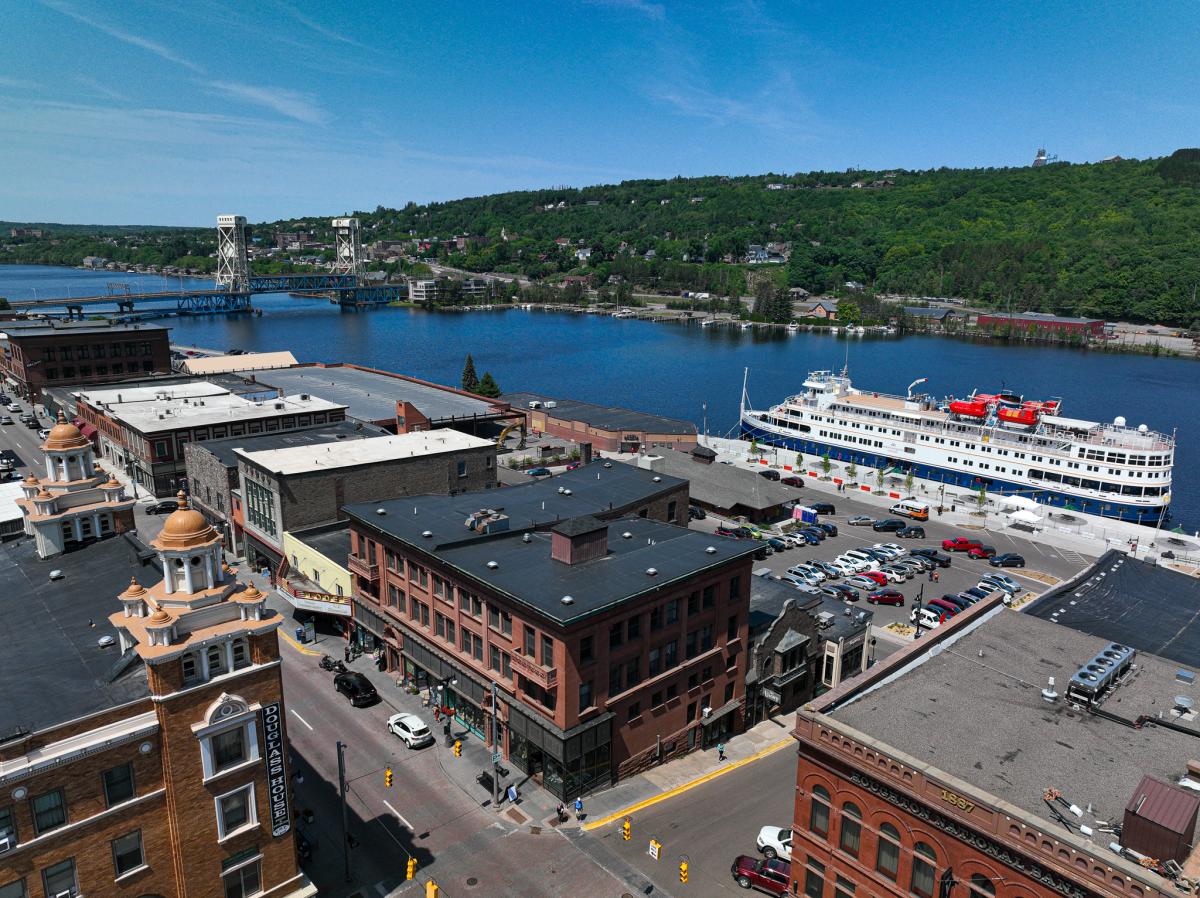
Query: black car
[[23, 417, 40, 429], [688, 505, 707, 520], [871, 518, 906, 532], [809, 502, 836, 516], [813, 522, 838, 537], [334, 671, 379, 706], [897, 525, 926, 539], [911, 547, 952, 568], [147, 499, 181, 514], [989, 553, 1026, 568], [800, 527, 826, 541], [758, 469, 781, 481]]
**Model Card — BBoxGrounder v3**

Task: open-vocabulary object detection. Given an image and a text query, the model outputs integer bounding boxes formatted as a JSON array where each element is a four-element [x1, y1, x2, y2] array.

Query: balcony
[[510, 651, 557, 689], [347, 553, 379, 581]]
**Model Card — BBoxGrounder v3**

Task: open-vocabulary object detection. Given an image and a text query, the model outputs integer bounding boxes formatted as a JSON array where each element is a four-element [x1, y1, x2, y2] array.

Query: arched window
[[911, 842, 937, 898], [969, 873, 996, 898], [809, 785, 831, 838], [207, 643, 226, 676], [839, 802, 862, 857], [876, 821, 901, 880]]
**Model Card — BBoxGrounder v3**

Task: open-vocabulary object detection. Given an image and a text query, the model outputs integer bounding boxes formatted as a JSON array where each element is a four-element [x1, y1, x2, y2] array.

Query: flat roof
[[977, 311, 1103, 325], [828, 608, 1200, 852], [237, 429, 493, 476], [0, 536, 160, 734], [502, 392, 697, 436], [79, 381, 230, 404], [0, 481, 24, 524], [292, 522, 352, 569], [191, 421, 385, 468], [344, 461, 687, 551], [0, 322, 169, 339], [617, 450, 797, 511], [1025, 551, 1200, 668], [244, 365, 504, 425], [182, 351, 298, 375]]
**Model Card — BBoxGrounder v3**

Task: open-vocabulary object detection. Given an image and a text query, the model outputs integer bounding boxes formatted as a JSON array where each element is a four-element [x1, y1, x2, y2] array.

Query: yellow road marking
[[279, 629, 323, 657], [582, 736, 793, 831]]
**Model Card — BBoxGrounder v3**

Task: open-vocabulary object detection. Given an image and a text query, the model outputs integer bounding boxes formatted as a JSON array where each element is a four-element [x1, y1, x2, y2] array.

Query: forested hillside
[[332, 150, 1200, 326]]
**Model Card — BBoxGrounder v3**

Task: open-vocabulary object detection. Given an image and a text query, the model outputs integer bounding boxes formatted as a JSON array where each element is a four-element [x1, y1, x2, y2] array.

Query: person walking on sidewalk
[[556, 802, 567, 824], [575, 797, 584, 821], [717, 741, 726, 762]]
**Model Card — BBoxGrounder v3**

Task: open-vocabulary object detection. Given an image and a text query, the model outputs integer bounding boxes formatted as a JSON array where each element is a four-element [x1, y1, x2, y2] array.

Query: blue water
[[3, 264, 1197, 528]]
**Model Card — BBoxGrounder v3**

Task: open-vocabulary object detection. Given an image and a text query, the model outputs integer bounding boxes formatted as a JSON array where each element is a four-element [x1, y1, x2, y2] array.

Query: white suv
[[756, 825, 792, 860]]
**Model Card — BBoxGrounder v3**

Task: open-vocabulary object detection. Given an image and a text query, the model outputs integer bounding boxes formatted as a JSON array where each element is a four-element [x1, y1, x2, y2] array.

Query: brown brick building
[[0, 320, 172, 402], [344, 462, 754, 800], [787, 584, 1197, 898], [501, 392, 698, 453], [0, 498, 314, 898]]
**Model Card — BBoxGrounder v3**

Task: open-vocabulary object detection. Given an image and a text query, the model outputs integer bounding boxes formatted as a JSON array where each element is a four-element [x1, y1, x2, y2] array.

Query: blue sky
[[2, 1, 1198, 225]]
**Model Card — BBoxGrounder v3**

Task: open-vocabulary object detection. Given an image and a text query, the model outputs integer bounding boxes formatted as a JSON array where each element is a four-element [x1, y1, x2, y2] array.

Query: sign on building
[[261, 702, 291, 837]]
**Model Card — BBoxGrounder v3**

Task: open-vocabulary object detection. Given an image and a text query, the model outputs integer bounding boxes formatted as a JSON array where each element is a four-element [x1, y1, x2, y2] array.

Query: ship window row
[[1028, 470, 1165, 495]]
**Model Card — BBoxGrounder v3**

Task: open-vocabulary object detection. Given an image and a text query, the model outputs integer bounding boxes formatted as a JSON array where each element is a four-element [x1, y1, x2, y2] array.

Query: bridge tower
[[215, 214, 250, 291], [331, 217, 365, 282]]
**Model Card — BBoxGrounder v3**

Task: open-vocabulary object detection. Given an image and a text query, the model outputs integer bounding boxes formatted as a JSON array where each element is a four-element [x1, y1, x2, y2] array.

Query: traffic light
[[406, 857, 417, 880], [453, 740, 462, 758], [622, 817, 631, 841], [679, 860, 688, 884], [425, 880, 439, 898], [385, 767, 393, 788]]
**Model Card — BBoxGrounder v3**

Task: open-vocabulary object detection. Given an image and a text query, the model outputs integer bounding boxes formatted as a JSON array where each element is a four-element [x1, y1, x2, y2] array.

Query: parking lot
[[689, 485, 1093, 633]]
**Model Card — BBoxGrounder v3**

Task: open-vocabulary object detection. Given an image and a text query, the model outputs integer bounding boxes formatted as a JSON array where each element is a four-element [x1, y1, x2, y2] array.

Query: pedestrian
[[343, 644, 351, 663], [717, 741, 726, 762], [933, 570, 940, 584], [556, 802, 567, 824], [927, 569, 934, 583], [575, 796, 584, 821]]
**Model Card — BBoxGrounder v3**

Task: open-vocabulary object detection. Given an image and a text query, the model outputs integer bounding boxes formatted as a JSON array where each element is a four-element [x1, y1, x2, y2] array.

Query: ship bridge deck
[[838, 393, 948, 420]]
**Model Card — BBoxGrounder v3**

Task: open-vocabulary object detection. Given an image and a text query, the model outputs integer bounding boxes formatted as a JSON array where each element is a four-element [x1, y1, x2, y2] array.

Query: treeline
[[325, 149, 1200, 327], [2, 232, 216, 273]]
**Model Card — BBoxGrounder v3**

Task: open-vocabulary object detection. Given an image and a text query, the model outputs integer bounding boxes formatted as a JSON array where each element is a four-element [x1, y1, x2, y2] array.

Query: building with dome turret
[[15, 411, 136, 558], [0, 494, 315, 898]]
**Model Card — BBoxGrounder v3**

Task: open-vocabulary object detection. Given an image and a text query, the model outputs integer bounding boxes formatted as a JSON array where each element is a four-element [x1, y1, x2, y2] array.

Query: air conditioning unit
[[701, 706, 712, 719], [55, 891, 73, 898]]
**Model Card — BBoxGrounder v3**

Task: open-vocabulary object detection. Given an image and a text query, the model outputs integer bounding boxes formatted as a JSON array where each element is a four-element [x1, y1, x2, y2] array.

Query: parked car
[[897, 525, 926, 539], [732, 855, 791, 895], [990, 553, 1026, 568], [765, 537, 789, 552], [716, 526, 742, 538], [811, 560, 842, 579], [23, 417, 39, 429], [793, 530, 820, 546], [911, 547, 952, 567], [787, 563, 825, 581], [780, 476, 805, 487], [847, 515, 874, 526], [926, 598, 961, 618], [911, 607, 943, 629], [938, 594, 974, 612], [827, 582, 858, 600], [37, 428, 51, 440], [979, 573, 1020, 593], [688, 505, 707, 520], [800, 526, 826, 541], [0, 416, 11, 425], [756, 825, 792, 860], [942, 536, 982, 552], [967, 544, 997, 560], [758, 469, 781, 481], [860, 571, 889, 586], [880, 564, 912, 582], [867, 589, 905, 606], [734, 526, 762, 540], [387, 712, 434, 748], [872, 518, 907, 532], [147, 499, 182, 514], [779, 572, 820, 589], [813, 522, 838, 537], [809, 502, 836, 515], [334, 671, 379, 707], [963, 586, 991, 601], [844, 575, 877, 592], [6, 404, 20, 413], [876, 542, 907, 556], [524, 467, 552, 477], [828, 559, 858, 577]]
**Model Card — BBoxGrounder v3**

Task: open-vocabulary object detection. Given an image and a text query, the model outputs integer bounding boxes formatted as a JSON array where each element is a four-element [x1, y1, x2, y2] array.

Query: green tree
[[838, 300, 861, 325], [976, 484, 988, 512], [821, 452, 831, 477], [461, 354, 479, 392], [847, 460, 857, 482], [477, 372, 501, 398], [875, 468, 885, 491], [905, 472, 915, 494]]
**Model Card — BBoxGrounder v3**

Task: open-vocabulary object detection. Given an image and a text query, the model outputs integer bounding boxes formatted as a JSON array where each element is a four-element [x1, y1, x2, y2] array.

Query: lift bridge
[[11, 215, 403, 318]]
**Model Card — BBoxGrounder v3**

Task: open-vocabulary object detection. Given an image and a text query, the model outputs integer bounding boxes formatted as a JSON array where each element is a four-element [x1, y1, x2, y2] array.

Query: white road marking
[[289, 709, 314, 731], [383, 799, 412, 830]]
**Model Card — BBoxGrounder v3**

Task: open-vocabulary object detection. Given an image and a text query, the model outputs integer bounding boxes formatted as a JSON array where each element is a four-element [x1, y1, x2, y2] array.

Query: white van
[[890, 499, 930, 521], [911, 607, 943, 630]]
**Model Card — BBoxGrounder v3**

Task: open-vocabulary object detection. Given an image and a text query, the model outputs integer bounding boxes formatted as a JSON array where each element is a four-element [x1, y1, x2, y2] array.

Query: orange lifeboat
[[997, 406, 1039, 426], [949, 400, 988, 418]]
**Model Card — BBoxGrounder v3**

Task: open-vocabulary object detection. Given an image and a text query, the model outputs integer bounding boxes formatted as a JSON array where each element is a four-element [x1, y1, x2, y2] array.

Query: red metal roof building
[[975, 311, 1105, 337]]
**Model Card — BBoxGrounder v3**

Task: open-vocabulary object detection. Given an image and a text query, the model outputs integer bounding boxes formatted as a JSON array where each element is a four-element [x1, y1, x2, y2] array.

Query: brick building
[[501, 392, 698, 453], [0, 500, 313, 898], [974, 311, 1106, 337], [344, 462, 748, 799], [74, 381, 347, 497], [0, 320, 171, 401], [236, 429, 497, 574], [788, 580, 1198, 898]]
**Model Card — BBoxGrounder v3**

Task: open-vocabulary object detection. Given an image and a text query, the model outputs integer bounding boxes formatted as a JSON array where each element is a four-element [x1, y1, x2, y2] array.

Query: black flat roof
[[1025, 550, 1200, 667], [502, 392, 697, 436], [344, 461, 687, 551], [0, 536, 161, 734], [292, 522, 352, 567], [192, 421, 386, 468]]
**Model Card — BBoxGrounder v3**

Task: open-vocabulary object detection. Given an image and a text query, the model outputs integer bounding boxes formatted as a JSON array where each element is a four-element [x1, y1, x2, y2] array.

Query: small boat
[[997, 406, 1039, 426], [786, 323, 799, 333], [949, 400, 988, 418], [740, 322, 753, 330]]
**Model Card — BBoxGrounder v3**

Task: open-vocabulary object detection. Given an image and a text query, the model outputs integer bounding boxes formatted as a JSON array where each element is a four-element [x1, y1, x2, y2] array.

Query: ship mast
[[740, 367, 749, 416]]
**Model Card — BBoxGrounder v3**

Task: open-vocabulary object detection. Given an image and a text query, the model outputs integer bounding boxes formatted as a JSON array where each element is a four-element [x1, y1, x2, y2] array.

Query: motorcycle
[[318, 656, 348, 674]]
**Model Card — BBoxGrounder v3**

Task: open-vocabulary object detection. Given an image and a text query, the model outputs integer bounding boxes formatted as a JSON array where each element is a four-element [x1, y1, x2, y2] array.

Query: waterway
[[3, 264, 1196, 528]]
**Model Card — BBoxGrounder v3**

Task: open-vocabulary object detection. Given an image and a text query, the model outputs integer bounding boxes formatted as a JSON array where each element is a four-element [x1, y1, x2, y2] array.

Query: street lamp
[[437, 676, 457, 745], [912, 584, 925, 639]]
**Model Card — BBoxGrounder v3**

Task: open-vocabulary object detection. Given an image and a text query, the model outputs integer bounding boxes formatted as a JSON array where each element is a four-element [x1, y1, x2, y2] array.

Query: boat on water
[[740, 369, 1174, 525]]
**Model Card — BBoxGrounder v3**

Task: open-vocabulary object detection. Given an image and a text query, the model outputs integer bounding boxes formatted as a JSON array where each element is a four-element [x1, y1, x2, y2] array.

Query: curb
[[279, 628, 323, 657], [581, 735, 793, 831]]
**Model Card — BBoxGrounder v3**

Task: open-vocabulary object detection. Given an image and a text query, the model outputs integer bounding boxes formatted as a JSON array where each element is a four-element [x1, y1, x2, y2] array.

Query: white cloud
[[207, 81, 329, 125], [37, 0, 205, 73], [584, 0, 665, 20], [74, 75, 129, 102], [0, 76, 41, 90], [282, 5, 367, 49]]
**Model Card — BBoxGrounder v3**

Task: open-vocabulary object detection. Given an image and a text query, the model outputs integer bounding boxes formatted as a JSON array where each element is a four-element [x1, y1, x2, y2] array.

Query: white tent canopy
[[998, 495, 1041, 512], [1008, 509, 1043, 525]]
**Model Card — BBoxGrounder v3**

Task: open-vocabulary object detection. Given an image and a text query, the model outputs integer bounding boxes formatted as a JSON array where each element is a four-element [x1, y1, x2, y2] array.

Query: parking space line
[[289, 709, 314, 731], [383, 799, 413, 830]]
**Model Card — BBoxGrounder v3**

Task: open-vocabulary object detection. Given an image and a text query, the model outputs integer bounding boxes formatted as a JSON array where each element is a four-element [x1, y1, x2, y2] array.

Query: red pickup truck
[[942, 536, 983, 552]]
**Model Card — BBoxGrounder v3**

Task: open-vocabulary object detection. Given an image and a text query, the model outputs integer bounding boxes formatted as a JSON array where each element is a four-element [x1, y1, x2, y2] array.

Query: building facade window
[[215, 784, 256, 839], [808, 785, 830, 838], [41, 859, 76, 897], [0, 806, 16, 849], [876, 821, 900, 880], [111, 830, 144, 877], [910, 842, 937, 898], [803, 856, 825, 898], [0, 879, 25, 898], [31, 790, 66, 835], [102, 763, 136, 807], [835, 874, 855, 898], [244, 478, 277, 537], [969, 874, 996, 898], [579, 680, 593, 710], [231, 638, 250, 670], [222, 858, 261, 898]]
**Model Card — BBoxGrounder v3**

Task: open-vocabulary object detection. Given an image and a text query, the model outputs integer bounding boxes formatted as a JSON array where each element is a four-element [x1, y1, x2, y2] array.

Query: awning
[[702, 697, 742, 727], [998, 495, 1040, 511], [1008, 509, 1042, 524]]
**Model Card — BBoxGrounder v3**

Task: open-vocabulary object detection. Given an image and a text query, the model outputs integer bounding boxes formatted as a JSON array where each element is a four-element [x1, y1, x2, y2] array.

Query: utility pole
[[337, 740, 351, 882], [491, 683, 501, 806]]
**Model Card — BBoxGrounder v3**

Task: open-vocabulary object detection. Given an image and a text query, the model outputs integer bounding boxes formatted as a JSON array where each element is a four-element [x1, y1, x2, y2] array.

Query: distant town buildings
[[975, 310, 1105, 337], [502, 391, 698, 453]]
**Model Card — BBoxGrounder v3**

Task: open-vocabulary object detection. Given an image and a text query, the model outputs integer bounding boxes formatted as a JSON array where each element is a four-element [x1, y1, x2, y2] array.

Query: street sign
[[491, 752, 502, 764], [648, 839, 661, 860], [761, 688, 782, 705]]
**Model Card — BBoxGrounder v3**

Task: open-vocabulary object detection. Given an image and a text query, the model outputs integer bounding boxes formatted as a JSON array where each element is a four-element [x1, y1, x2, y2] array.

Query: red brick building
[[788, 593, 1194, 898], [0, 498, 314, 898], [501, 392, 698, 453], [0, 320, 172, 401], [974, 311, 1105, 337], [345, 462, 754, 799]]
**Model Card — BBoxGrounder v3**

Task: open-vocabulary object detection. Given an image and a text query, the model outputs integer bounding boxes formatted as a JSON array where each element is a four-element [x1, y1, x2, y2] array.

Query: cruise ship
[[740, 370, 1174, 525]]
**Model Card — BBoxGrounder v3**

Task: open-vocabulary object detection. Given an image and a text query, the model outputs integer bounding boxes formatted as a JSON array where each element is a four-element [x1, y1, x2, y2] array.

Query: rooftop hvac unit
[[1067, 643, 1135, 705]]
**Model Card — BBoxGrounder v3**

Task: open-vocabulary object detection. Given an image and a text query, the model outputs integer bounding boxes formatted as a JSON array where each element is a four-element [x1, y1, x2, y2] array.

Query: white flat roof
[[236, 429, 493, 475], [0, 481, 24, 524], [79, 382, 228, 405], [1041, 414, 1100, 431], [182, 352, 298, 375], [88, 383, 346, 434]]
